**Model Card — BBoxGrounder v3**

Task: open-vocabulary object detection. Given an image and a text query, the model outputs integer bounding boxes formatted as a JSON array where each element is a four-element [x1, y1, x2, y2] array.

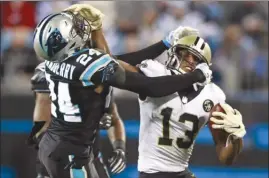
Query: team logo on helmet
[[45, 28, 67, 57], [203, 99, 214, 112]]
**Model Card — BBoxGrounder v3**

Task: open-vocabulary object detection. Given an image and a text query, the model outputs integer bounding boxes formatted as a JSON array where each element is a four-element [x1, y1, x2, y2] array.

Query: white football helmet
[[33, 11, 92, 62]]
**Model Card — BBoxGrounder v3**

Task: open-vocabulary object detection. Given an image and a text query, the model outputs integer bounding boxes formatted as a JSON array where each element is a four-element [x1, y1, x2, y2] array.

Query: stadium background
[[0, 1, 268, 178]]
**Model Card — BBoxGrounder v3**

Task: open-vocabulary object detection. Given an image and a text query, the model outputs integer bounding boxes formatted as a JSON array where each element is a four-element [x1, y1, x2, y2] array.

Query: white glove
[[210, 103, 246, 139], [64, 4, 104, 31], [163, 26, 199, 48], [194, 63, 212, 86], [138, 59, 170, 77]]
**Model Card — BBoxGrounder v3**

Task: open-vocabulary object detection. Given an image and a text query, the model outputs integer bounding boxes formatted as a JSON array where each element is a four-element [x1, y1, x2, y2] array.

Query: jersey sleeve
[[79, 51, 119, 86], [31, 62, 50, 93], [213, 84, 226, 104]]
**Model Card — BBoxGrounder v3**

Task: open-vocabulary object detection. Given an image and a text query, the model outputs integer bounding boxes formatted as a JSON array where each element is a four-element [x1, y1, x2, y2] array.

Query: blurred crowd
[[1, 1, 268, 97]]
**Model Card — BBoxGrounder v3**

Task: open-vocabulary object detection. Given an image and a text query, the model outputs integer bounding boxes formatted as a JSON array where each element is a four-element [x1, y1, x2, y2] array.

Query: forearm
[[107, 103, 126, 151], [216, 138, 243, 165], [107, 66, 205, 97], [33, 93, 51, 137], [91, 28, 111, 55], [114, 41, 168, 66]]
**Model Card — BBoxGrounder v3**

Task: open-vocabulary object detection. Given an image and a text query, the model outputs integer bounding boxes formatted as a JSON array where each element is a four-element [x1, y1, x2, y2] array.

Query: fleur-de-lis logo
[[203, 99, 214, 112]]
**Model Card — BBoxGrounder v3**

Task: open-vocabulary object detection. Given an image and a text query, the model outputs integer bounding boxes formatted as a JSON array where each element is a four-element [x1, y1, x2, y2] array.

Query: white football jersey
[[137, 60, 226, 173]]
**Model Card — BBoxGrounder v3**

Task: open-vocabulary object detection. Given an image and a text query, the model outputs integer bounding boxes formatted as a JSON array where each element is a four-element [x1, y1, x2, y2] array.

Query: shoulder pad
[[35, 62, 45, 72], [71, 48, 106, 59], [31, 63, 49, 93], [138, 59, 171, 77], [209, 83, 226, 103]]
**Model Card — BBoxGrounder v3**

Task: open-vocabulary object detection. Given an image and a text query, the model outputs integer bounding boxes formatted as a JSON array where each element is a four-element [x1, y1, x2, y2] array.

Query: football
[[208, 103, 230, 143]]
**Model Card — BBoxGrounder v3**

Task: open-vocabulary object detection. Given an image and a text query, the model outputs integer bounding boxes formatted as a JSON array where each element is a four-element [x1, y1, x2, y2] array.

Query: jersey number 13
[[158, 107, 199, 149]]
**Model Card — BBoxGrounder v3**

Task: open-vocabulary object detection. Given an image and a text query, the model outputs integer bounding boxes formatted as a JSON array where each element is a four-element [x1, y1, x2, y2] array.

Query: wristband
[[162, 39, 171, 48]]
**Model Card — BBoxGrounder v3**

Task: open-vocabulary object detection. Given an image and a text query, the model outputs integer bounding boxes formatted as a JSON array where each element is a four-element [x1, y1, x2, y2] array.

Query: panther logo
[[45, 28, 67, 57]]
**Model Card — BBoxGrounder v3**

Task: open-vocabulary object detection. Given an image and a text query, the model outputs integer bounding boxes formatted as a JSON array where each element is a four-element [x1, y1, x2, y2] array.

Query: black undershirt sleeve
[[113, 41, 168, 66], [106, 65, 205, 97]]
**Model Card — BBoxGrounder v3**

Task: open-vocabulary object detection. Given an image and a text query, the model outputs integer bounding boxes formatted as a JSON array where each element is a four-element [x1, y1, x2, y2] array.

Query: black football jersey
[[44, 48, 115, 145], [31, 62, 50, 93]]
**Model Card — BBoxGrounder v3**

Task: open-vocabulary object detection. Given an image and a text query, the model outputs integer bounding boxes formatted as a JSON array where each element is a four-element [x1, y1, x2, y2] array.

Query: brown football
[[208, 103, 230, 143]]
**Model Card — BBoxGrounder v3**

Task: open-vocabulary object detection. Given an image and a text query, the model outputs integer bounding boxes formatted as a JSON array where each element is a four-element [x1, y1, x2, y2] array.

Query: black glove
[[26, 132, 45, 150], [99, 113, 113, 130], [26, 121, 46, 149], [108, 149, 126, 174]]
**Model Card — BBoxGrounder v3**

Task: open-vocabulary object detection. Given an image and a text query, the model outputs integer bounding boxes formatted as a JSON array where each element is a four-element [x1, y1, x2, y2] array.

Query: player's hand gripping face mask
[[163, 26, 200, 48], [64, 4, 104, 31], [33, 11, 92, 62]]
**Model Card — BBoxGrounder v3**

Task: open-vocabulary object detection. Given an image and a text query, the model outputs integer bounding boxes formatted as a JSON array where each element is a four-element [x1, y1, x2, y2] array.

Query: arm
[[90, 23, 167, 67], [103, 60, 207, 97], [81, 51, 210, 97], [102, 100, 126, 174], [91, 28, 111, 55], [210, 103, 246, 165], [33, 93, 51, 138], [27, 64, 51, 146], [107, 102, 126, 150], [215, 135, 243, 165], [113, 26, 200, 66]]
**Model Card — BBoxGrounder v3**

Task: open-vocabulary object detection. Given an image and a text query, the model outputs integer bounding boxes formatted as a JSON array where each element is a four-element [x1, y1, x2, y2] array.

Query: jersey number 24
[[158, 107, 199, 149]]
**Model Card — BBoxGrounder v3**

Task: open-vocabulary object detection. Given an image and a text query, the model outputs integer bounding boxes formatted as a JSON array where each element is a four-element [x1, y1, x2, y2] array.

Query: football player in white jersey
[[135, 35, 247, 178]]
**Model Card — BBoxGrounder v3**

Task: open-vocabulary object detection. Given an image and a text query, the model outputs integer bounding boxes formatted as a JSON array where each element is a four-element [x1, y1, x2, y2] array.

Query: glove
[[26, 121, 46, 149], [108, 149, 126, 174], [26, 132, 45, 150], [64, 4, 104, 31], [99, 113, 112, 130], [138, 59, 170, 77], [194, 63, 212, 86], [210, 103, 246, 139], [163, 26, 199, 48]]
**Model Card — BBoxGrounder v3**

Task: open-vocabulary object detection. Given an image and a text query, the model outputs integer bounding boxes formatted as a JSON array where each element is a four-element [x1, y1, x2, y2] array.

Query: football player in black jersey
[[28, 62, 126, 178], [33, 9, 212, 178]]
